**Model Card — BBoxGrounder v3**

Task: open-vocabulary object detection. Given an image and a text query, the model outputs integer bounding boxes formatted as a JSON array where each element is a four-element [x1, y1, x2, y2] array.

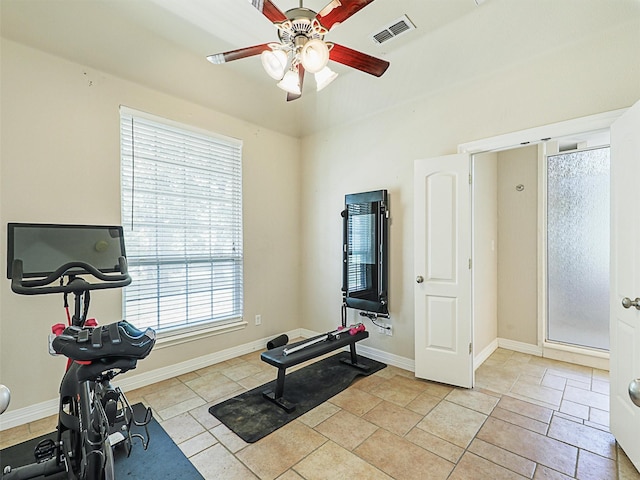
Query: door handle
[[622, 297, 640, 310], [416, 276, 424, 284], [629, 379, 640, 407]]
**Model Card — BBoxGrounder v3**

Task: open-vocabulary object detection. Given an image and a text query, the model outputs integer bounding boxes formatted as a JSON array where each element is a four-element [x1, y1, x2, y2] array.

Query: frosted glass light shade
[[277, 70, 301, 95], [315, 66, 338, 91], [261, 49, 288, 80], [300, 39, 330, 74]]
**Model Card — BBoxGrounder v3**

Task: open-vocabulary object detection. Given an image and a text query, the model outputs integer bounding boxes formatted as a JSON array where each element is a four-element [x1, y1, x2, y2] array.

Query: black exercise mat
[[1, 403, 203, 479], [209, 351, 386, 443]]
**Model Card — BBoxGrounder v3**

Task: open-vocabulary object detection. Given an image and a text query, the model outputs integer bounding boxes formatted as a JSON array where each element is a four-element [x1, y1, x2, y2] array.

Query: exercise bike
[[2, 223, 156, 480]]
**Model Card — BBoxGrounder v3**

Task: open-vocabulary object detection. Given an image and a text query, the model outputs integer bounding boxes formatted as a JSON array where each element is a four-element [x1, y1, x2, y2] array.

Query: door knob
[[622, 297, 640, 310], [629, 379, 640, 407], [416, 276, 424, 284]]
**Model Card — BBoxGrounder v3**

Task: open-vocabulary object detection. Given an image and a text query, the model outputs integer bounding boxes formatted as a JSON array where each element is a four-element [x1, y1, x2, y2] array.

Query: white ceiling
[[2, 0, 639, 137]]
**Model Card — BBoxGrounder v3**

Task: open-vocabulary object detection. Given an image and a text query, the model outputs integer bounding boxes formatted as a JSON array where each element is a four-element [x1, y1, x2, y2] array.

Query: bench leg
[[339, 343, 372, 372], [262, 367, 296, 413]]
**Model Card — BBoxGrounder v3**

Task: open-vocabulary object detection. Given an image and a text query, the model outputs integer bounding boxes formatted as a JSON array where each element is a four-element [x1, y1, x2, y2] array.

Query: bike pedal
[[108, 431, 126, 447], [34, 438, 57, 463]]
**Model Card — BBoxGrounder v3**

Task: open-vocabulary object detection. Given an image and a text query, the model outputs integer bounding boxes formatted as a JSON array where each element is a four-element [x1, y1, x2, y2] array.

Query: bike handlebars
[[11, 257, 132, 295]]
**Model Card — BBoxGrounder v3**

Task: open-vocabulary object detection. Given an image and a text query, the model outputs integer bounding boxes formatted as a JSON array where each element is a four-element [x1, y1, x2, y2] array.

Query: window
[[120, 107, 243, 335]]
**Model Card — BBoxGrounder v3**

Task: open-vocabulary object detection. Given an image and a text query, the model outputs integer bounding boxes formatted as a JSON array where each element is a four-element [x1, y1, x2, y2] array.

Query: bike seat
[[52, 320, 156, 362]]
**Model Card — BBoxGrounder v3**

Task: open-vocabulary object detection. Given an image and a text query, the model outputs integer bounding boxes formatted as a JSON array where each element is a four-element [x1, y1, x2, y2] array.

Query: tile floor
[[2, 347, 640, 479]]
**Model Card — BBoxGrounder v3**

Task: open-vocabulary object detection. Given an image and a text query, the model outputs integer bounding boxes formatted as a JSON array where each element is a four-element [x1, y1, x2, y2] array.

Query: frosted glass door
[[547, 146, 610, 350]]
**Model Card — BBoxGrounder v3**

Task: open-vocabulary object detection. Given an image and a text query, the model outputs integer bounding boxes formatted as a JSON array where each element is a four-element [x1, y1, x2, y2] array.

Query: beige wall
[[299, 20, 640, 360], [497, 146, 539, 345], [0, 40, 301, 410], [474, 153, 499, 355], [1, 11, 639, 414]]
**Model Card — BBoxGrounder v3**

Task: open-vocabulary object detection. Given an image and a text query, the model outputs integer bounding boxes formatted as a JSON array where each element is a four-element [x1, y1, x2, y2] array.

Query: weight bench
[[260, 330, 370, 412]]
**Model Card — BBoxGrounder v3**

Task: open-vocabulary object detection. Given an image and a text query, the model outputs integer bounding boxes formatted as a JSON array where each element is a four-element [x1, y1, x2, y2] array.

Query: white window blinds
[[120, 108, 243, 332]]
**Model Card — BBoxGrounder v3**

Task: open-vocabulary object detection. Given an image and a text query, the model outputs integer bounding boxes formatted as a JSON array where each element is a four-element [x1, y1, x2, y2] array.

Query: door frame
[[458, 108, 627, 367]]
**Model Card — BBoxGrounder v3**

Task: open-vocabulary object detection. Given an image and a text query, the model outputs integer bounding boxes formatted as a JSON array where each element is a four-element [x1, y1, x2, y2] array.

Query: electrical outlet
[[255, 314, 261, 326], [385, 324, 393, 336]]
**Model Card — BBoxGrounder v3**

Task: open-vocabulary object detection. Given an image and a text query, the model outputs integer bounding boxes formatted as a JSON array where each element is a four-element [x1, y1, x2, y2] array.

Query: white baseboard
[[1, 328, 416, 431], [497, 338, 543, 356], [474, 338, 499, 369], [0, 328, 304, 431]]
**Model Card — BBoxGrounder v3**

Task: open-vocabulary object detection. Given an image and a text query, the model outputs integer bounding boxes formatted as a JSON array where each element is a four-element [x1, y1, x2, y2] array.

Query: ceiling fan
[[206, 0, 390, 101]]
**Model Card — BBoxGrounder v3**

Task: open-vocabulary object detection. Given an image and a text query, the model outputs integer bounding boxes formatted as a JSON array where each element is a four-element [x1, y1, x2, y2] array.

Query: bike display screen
[[6, 223, 126, 279]]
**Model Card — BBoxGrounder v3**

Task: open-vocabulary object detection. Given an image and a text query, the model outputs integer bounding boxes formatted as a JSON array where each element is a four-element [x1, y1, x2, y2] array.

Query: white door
[[414, 154, 473, 388], [610, 99, 640, 471]]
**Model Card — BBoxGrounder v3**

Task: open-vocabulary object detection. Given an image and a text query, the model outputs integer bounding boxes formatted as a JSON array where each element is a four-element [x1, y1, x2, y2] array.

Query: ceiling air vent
[[370, 15, 416, 45]]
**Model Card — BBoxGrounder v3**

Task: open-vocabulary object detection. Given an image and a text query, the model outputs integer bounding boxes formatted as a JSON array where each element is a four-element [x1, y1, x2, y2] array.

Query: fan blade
[[329, 43, 389, 77], [287, 66, 305, 102], [206, 44, 271, 64], [249, 0, 288, 23], [317, 0, 375, 30]]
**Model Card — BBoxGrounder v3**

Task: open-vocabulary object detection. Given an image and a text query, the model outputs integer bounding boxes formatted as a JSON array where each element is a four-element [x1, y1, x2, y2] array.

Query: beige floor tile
[[354, 428, 454, 480], [362, 400, 422, 437], [510, 379, 563, 409], [404, 427, 464, 463], [491, 406, 549, 435], [222, 362, 264, 382], [405, 390, 442, 415], [276, 469, 305, 480], [189, 402, 222, 430], [314, 409, 378, 450], [141, 379, 202, 412], [417, 400, 487, 448], [497, 395, 554, 424], [559, 399, 589, 420], [367, 376, 423, 407], [547, 416, 616, 460], [293, 441, 392, 480], [210, 423, 249, 453], [541, 373, 568, 391], [185, 372, 244, 403], [328, 384, 382, 416], [157, 395, 206, 420], [449, 451, 529, 479], [298, 401, 340, 428], [477, 417, 577, 476], [468, 438, 536, 478], [159, 411, 207, 444], [576, 449, 617, 480], [179, 430, 218, 457], [533, 465, 574, 479], [445, 387, 500, 415], [190, 443, 258, 479], [563, 385, 609, 411], [236, 420, 326, 479]]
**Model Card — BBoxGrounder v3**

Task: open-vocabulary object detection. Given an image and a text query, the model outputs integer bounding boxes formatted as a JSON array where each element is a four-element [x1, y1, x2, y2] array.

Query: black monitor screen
[[7, 223, 126, 279]]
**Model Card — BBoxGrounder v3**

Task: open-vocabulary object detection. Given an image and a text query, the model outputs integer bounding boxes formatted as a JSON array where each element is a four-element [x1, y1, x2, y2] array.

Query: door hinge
[[468, 258, 472, 269], [469, 342, 473, 354], [469, 174, 472, 185]]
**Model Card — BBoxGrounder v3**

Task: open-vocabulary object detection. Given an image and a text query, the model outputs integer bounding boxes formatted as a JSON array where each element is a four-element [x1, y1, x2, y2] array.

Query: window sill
[[154, 320, 248, 349]]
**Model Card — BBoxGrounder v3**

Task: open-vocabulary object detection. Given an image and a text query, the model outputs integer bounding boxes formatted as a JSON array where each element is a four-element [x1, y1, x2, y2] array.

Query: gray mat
[[209, 352, 386, 443], [0, 403, 203, 479]]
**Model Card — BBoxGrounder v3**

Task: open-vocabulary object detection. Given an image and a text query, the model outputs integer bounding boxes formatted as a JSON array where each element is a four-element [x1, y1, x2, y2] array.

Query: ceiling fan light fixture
[[300, 39, 330, 74], [315, 66, 338, 91], [261, 48, 288, 80], [277, 69, 301, 95]]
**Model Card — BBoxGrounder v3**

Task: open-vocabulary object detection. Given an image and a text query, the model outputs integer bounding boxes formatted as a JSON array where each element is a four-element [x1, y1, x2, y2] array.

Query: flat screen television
[[342, 190, 389, 314], [6, 223, 126, 279]]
